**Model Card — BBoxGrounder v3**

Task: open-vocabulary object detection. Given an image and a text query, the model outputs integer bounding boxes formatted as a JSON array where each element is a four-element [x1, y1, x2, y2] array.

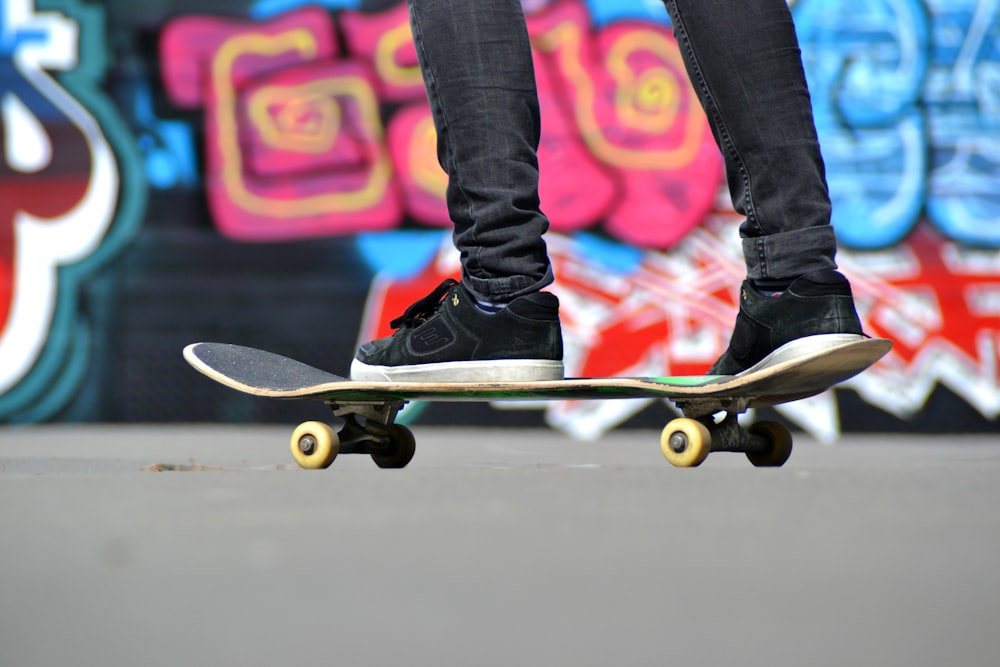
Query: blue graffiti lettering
[[794, 0, 931, 249], [924, 0, 1000, 246]]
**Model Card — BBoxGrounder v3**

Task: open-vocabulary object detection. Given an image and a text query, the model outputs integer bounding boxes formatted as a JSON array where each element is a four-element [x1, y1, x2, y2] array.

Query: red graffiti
[[0, 84, 92, 332], [158, 0, 721, 247], [356, 220, 1000, 439]]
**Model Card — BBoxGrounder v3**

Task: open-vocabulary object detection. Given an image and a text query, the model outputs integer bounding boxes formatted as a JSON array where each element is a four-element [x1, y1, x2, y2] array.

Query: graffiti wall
[[0, 0, 997, 440]]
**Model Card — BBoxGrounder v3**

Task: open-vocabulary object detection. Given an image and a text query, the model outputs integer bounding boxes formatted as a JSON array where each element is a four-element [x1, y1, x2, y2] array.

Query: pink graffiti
[[531, 28, 620, 233], [340, 3, 424, 103], [386, 102, 451, 227], [528, 0, 722, 246], [160, 7, 401, 240], [158, 0, 721, 247]]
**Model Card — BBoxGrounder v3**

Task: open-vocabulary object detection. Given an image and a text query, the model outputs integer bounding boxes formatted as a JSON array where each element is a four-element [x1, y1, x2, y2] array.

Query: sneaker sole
[[350, 358, 565, 383], [737, 333, 868, 377]]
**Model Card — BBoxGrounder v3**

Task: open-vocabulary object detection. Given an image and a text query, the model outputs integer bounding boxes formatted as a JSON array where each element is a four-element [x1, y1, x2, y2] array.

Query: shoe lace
[[389, 278, 458, 330]]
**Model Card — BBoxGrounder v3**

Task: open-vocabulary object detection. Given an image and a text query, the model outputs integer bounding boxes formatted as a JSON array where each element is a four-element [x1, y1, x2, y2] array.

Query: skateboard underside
[[183, 338, 892, 469]]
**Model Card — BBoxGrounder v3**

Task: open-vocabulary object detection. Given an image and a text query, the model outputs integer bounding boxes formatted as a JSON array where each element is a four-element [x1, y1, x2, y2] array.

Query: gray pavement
[[1, 425, 998, 667]]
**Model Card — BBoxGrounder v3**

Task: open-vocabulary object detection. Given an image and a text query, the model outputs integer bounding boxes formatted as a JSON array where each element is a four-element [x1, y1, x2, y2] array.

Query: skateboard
[[183, 337, 891, 469]]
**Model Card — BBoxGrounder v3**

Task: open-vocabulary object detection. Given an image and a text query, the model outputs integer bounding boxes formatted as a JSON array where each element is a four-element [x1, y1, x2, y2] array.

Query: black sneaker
[[709, 270, 866, 376], [351, 279, 564, 382]]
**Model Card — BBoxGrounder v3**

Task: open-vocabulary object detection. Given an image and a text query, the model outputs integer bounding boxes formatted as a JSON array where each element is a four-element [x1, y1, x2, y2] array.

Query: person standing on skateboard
[[351, 0, 865, 383]]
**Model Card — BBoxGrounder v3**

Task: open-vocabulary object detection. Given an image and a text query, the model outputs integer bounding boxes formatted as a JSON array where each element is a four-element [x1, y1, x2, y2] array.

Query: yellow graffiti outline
[[409, 114, 447, 198], [212, 29, 392, 217], [612, 65, 679, 134], [248, 84, 341, 154], [533, 23, 705, 170], [375, 22, 422, 89]]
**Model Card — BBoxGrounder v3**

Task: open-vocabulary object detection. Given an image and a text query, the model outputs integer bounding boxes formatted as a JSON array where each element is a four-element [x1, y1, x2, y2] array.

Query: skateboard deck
[[183, 337, 892, 469]]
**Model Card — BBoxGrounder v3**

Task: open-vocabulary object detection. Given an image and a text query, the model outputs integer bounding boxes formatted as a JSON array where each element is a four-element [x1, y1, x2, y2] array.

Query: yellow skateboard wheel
[[290, 421, 339, 469], [746, 420, 793, 467], [660, 418, 711, 467]]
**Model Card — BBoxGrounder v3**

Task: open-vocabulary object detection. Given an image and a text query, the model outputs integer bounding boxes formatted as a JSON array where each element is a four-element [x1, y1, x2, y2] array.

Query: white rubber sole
[[350, 358, 565, 383], [735, 333, 867, 377]]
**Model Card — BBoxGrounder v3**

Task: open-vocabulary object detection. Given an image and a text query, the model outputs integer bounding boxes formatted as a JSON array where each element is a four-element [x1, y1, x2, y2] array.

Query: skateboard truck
[[661, 408, 793, 468], [289, 400, 416, 470], [293, 396, 792, 470]]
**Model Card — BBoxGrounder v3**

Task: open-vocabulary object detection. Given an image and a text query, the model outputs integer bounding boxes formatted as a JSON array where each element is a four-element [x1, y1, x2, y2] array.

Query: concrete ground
[[1, 425, 998, 667]]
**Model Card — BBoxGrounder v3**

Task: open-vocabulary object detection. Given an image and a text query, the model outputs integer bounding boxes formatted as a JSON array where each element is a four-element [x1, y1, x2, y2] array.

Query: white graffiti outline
[[0, 0, 119, 393]]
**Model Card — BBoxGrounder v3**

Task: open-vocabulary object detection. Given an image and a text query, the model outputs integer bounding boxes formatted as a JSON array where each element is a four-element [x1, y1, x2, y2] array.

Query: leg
[[351, 0, 563, 382], [663, 0, 836, 281], [663, 0, 864, 374], [408, 0, 553, 302]]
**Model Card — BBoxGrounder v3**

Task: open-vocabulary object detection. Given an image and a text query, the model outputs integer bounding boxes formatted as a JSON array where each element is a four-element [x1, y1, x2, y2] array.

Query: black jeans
[[407, 0, 839, 302]]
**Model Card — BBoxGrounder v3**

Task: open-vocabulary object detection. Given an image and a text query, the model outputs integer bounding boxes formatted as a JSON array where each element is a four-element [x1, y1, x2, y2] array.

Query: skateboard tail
[[183, 343, 347, 396]]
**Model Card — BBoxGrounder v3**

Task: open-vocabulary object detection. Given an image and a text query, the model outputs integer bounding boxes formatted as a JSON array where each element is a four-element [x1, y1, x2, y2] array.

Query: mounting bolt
[[669, 432, 688, 454], [298, 435, 316, 456]]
